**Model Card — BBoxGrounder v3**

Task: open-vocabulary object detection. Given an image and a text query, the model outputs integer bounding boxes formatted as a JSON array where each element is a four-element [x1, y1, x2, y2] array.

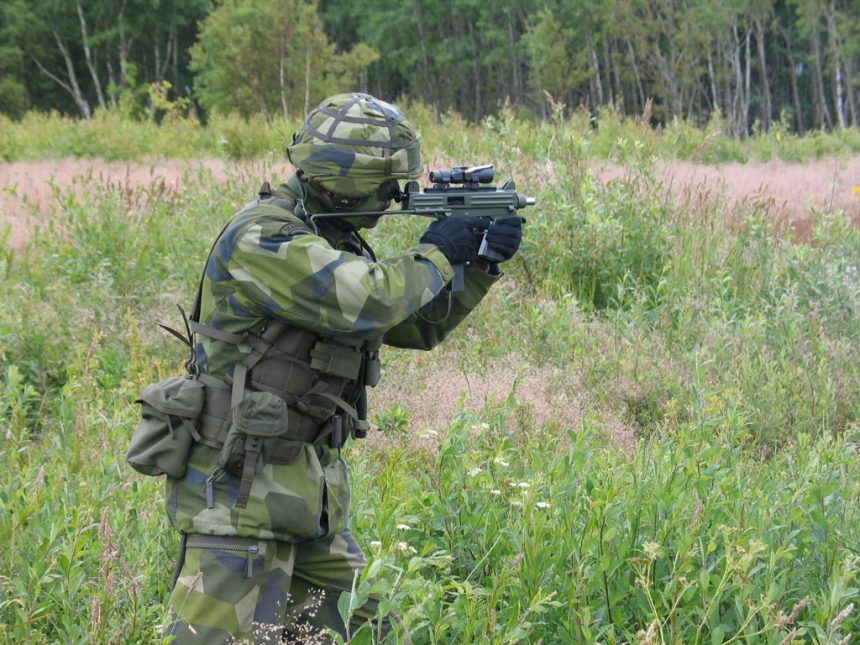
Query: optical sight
[[429, 164, 495, 186]]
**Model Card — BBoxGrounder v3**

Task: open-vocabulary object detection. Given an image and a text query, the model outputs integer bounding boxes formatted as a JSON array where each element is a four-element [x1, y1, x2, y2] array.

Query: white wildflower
[[494, 457, 510, 467], [397, 541, 417, 554], [536, 501, 551, 509], [517, 482, 530, 489], [490, 489, 502, 495], [643, 542, 662, 561], [510, 500, 523, 507], [396, 523, 411, 531], [467, 466, 482, 477], [370, 540, 382, 547]]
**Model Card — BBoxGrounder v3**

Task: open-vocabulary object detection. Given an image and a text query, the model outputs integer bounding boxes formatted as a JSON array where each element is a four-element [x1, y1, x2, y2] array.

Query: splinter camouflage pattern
[[167, 530, 393, 643], [166, 123, 499, 638], [287, 93, 423, 198], [167, 172, 498, 540]]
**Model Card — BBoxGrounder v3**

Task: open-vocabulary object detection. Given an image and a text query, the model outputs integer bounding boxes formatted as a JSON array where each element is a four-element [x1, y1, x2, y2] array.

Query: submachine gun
[[308, 164, 536, 290]]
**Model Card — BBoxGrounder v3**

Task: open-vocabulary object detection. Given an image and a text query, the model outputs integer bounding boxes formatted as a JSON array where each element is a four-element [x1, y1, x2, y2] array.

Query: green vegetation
[[190, 0, 378, 120], [1, 116, 859, 642], [3, 0, 860, 135], [2, 107, 860, 164]]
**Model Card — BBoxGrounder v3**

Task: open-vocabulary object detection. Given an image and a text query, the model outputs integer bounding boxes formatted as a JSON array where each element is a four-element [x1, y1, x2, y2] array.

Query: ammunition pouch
[[127, 376, 205, 478]]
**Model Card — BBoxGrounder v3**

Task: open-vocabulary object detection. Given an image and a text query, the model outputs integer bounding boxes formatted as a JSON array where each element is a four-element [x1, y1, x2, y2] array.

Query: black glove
[[480, 216, 524, 262], [420, 217, 486, 265]]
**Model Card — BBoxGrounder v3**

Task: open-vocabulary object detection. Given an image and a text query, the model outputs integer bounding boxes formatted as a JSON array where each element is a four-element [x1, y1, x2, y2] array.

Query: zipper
[[186, 539, 260, 579], [204, 466, 225, 509], [245, 545, 259, 578], [188, 539, 255, 551]]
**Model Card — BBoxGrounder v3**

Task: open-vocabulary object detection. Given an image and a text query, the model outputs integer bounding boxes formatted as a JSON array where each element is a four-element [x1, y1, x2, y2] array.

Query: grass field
[[1, 112, 859, 643]]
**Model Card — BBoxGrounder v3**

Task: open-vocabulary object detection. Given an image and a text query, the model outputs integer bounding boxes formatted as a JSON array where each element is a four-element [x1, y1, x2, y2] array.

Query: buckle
[[352, 419, 369, 440]]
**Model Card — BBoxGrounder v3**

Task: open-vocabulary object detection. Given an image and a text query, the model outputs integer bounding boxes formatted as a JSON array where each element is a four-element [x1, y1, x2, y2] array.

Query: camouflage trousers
[[166, 530, 401, 644]]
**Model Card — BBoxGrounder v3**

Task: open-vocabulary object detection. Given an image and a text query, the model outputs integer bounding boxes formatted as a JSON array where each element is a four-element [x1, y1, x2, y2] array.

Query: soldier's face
[[334, 180, 401, 229]]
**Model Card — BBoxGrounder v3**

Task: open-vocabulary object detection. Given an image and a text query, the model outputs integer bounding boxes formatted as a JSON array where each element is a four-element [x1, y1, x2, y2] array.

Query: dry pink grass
[[3, 156, 858, 252], [365, 353, 638, 455], [0, 158, 292, 251], [653, 157, 859, 237]]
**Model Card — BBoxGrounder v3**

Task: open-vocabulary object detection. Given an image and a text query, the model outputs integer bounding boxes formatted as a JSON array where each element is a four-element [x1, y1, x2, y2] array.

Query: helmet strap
[[299, 171, 370, 213]]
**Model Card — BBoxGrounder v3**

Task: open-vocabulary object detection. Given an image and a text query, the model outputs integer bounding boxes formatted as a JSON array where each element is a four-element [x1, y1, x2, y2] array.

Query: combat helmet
[[287, 93, 422, 203]]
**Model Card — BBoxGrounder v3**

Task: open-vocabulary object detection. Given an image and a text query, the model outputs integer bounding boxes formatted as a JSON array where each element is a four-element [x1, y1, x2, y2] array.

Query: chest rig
[[181, 185, 381, 508]]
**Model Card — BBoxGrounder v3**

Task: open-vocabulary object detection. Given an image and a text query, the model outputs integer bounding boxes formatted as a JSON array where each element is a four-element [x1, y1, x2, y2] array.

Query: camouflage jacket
[[166, 175, 499, 542]]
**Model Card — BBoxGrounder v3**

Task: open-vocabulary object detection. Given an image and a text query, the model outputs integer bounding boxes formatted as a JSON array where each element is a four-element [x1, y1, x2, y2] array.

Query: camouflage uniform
[[165, 95, 500, 643]]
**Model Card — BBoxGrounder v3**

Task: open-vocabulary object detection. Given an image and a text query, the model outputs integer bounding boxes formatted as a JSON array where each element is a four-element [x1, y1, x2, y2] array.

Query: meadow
[[1, 110, 859, 644]]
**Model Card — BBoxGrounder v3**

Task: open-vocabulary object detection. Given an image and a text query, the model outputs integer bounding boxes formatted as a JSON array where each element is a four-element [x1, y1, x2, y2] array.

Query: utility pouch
[[233, 389, 290, 439], [219, 390, 294, 508], [219, 390, 292, 471], [128, 376, 205, 478], [310, 340, 363, 380]]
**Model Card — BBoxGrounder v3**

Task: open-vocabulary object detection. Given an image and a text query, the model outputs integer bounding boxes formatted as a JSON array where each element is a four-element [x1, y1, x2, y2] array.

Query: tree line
[[2, 0, 858, 135]]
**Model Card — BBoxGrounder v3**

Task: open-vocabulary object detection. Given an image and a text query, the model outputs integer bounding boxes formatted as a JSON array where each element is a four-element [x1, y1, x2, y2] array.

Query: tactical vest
[[180, 185, 381, 508]]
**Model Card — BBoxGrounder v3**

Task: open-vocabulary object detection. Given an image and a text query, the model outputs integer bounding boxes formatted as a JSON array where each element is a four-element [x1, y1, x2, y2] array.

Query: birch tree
[[190, 0, 378, 120]]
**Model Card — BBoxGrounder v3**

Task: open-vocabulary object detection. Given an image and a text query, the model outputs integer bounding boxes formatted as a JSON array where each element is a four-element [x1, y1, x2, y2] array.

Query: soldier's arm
[[226, 219, 458, 334], [381, 265, 500, 350]]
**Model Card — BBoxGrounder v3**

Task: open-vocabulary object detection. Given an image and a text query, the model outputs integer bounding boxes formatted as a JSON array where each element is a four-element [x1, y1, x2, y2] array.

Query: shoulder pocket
[[127, 376, 205, 478]]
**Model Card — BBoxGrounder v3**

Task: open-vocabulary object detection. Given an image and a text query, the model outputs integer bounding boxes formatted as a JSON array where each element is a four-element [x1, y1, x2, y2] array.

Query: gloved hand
[[420, 217, 486, 265], [480, 216, 524, 262]]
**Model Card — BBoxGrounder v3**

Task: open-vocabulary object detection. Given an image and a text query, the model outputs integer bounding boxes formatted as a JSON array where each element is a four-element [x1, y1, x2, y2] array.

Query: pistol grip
[[478, 229, 505, 263]]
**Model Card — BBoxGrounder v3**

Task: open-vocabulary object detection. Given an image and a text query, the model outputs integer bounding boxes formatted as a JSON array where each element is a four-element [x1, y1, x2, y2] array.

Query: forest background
[[2, 0, 860, 135]]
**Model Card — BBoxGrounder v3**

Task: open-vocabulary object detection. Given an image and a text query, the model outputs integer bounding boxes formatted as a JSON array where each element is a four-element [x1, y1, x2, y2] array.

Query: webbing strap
[[236, 436, 262, 508], [306, 391, 359, 421], [198, 373, 228, 390], [189, 320, 271, 355], [228, 320, 290, 412], [158, 323, 192, 348], [304, 389, 369, 439], [231, 363, 249, 410]]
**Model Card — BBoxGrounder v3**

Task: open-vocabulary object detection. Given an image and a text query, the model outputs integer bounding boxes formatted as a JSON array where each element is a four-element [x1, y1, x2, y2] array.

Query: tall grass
[[2, 105, 860, 163], [1, 116, 858, 643]]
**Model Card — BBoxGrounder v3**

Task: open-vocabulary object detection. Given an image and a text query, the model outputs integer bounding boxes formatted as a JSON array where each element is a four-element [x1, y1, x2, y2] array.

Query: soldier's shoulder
[[235, 199, 311, 236], [213, 199, 311, 263], [223, 199, 315, 262]]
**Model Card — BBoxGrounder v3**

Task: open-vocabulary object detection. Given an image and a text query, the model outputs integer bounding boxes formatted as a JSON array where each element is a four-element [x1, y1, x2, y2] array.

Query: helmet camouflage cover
[[287, 93, 422, 199]]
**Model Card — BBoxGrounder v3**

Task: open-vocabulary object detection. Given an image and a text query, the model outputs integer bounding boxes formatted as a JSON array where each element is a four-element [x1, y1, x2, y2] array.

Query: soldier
[[164, 93, 523, 643]]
